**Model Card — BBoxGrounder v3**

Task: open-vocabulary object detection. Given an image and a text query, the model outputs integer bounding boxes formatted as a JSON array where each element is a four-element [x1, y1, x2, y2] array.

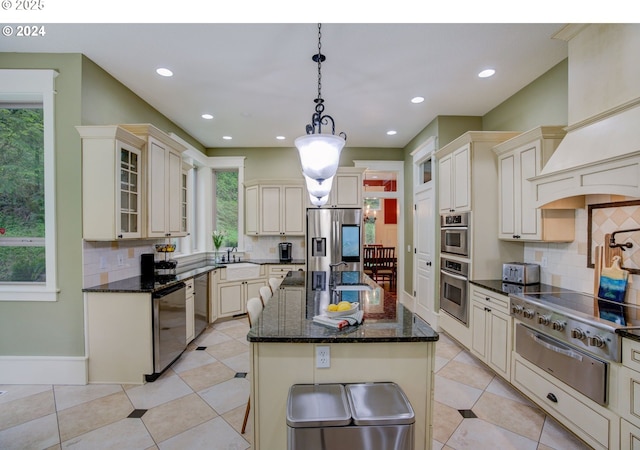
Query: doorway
[[356, 161, 403, 295]]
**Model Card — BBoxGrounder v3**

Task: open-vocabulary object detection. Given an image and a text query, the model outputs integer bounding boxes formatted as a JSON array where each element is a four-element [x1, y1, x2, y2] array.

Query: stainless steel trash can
[[287, 382, 414, 450]]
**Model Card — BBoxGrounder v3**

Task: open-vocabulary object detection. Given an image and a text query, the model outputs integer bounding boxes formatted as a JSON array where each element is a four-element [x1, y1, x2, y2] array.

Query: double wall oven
[[439, 212, 470, 325]]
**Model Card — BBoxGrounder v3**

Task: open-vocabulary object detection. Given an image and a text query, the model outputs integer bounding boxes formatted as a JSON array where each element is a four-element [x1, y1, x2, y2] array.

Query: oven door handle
[[530, 332, 583, 361], [440, 270, 468, 282]]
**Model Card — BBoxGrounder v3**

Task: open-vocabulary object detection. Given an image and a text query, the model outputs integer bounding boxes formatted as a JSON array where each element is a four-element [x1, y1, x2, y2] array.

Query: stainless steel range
[[510, 290, 630, 405]]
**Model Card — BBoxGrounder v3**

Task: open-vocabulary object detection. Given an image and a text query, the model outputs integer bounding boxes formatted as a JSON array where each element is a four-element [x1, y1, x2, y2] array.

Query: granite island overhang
[[247, 270, 438, 450]]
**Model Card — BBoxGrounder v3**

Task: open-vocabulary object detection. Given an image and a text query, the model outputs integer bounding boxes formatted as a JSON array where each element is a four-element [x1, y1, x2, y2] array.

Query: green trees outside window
[[0, 106, 46, 282]]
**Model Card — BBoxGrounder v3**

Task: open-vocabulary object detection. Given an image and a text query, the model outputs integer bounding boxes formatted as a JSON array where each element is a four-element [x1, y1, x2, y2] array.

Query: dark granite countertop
[[470, 279, 571, 297], [471, 280, 640, 343], [83, 259, 306, 293], [247, 270, 439, 344]]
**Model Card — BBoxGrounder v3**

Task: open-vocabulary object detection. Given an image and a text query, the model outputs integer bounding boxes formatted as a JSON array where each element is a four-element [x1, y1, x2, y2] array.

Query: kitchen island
[[247, 270, 439, 450]]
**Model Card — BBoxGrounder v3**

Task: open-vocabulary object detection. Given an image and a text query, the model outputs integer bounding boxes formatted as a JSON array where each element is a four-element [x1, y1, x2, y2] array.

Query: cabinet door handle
[[546, 393, 558, 403], [426, 261, 432, 266]]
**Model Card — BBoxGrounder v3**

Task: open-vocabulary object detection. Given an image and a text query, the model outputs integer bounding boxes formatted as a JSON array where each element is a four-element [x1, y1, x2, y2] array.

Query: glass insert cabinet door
[[119, 143, 141, 237]]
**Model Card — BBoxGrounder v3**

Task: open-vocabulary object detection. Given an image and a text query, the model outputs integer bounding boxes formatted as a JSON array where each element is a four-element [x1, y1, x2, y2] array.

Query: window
[[213, 169, 239, 249], [0, 70, 58, 301]]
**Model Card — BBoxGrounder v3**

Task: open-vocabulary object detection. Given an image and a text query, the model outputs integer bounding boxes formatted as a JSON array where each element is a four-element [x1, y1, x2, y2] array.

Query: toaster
[[502, 262, 540, 285]]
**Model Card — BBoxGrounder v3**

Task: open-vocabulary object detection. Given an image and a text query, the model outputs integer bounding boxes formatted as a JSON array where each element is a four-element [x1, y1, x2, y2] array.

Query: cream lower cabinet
[[217, 279, 266, 317], [619, 338, 640, 449], [268, 264, 305, 281], [493, 126, 579, 242], [85, 292, 153, 384], [215, 266, 267, 318], [245, 181, 305, 236], [470, 285, 512, 380]]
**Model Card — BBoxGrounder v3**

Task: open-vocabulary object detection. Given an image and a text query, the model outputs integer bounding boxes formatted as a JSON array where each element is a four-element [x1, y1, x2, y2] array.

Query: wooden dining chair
[[243, 297, 263, 434], [259, 285, 272, 306], [363, 246, 377, 278], [374, 247, 396, 289]]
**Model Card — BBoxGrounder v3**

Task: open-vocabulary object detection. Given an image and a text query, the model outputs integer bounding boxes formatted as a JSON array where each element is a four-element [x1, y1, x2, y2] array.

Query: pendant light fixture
[[295, 23, 346, 206]]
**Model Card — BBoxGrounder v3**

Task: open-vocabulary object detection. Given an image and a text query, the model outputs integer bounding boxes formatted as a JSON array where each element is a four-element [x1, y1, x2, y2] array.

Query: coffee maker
[[278, 242, 292, 262]]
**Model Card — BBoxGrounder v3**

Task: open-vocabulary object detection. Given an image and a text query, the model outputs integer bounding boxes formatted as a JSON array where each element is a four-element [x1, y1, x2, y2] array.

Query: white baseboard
[[0, 355, 88, 385]]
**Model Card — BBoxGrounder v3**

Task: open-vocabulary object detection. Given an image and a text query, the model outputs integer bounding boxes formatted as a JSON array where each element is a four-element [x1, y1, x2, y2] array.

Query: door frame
[[354, 160, 404, 297]]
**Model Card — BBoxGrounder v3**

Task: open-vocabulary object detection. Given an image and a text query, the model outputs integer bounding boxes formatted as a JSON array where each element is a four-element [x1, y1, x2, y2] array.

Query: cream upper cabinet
[[435, 132, 521, 217], [77, 125, 147, 240], [309, 167, 364, 208], [121, 124, 187, 238], [245, 181, 305, 236], [493, 126, 578, 242], [437, 144, 470, 213], [245, 185, 259, 235]]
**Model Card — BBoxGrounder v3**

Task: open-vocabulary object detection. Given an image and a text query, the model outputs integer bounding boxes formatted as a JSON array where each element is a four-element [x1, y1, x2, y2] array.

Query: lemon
[[337, 302, 352, 311], [327, 304, 338, 312]]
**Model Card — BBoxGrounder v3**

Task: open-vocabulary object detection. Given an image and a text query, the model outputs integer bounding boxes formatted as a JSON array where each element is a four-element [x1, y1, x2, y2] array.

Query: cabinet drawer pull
[[546, 393, 558, 403]]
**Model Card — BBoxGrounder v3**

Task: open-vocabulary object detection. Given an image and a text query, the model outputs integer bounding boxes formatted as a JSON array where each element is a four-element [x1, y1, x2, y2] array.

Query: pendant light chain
[[316, 23, 323, 105]]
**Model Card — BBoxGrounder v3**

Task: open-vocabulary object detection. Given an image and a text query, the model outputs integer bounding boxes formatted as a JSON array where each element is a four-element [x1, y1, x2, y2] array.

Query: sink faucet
[[330, 261, 348, 270], [227, 247, 237, 262], [329, 261, 348, 286]]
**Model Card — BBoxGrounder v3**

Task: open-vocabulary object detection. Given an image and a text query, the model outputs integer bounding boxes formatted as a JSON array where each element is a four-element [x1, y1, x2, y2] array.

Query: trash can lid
[[345, 382, 415, 426], [287, 384, 352, 428]]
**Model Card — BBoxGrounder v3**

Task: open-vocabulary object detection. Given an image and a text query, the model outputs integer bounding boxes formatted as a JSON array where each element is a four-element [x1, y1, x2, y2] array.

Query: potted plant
[[212, 230, 225, 263]]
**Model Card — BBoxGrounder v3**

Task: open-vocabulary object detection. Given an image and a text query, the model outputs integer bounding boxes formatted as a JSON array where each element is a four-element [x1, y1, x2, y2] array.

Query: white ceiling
[[3, 23, 569, 149]]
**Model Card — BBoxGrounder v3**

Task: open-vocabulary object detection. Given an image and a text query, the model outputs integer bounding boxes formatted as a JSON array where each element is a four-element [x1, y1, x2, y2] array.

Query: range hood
[[532, 24, 640, 207]]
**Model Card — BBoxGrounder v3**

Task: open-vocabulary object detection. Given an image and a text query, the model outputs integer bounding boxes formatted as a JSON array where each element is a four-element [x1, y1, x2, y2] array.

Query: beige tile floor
[[0, 316, 591, 450]]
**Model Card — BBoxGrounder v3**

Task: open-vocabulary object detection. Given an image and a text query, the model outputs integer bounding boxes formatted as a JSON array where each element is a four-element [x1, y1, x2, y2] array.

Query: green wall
[[0, 54, 85, 356], [483, 59, 568, 131], [0, 54, 203, 357]]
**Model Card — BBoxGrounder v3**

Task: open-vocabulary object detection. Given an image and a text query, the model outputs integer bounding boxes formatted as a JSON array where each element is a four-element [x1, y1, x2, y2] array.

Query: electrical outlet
[[117, 253, 125, 266], [316, 345, 330, 368], [99, 256, 107, 269], [541, 256, 548, 268]]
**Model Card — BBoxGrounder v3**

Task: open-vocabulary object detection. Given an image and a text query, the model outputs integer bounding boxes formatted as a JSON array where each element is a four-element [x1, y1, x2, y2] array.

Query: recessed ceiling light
[[222, 136, 232, 140], [156, 67, 173, 77], [478, 69, 495, 78], [411, 96, 425, 104], [201, 114, 214, 120], [276, 136, 286, 140], [386, 130, 397, 136]]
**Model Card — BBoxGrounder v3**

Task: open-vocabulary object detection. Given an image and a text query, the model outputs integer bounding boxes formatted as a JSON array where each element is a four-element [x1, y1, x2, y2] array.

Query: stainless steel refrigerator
[[306, 207, 363, 273]]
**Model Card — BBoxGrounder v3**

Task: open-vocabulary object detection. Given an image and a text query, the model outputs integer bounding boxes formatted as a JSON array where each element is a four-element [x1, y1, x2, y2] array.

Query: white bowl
[[324, 302, 359, 317]]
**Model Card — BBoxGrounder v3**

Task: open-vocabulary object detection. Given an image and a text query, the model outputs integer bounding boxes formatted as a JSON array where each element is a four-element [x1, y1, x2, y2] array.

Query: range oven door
[[515, 323, 608, 405], [440, 267, 468, 326]]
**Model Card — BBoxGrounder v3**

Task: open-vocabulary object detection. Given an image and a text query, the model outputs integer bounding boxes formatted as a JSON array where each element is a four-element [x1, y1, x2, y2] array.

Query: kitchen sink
[[224, 262, 261, 281]]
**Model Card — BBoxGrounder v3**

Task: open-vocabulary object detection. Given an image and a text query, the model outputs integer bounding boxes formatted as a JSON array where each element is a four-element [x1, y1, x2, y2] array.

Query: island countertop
[[247, 270, 438, 343]]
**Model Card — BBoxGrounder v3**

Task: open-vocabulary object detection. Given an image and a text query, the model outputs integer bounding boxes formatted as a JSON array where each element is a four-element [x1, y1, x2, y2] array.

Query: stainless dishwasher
[[147, 282, 187, 382], [193, 273, 209, 338]]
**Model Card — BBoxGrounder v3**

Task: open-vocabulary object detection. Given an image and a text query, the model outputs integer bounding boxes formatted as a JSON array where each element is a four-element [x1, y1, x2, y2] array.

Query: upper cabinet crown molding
[[120, 123, 187, 154]]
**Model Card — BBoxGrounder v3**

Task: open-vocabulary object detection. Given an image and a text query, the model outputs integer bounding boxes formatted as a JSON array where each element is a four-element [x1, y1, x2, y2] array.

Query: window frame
[[0, 69, 58, 301]]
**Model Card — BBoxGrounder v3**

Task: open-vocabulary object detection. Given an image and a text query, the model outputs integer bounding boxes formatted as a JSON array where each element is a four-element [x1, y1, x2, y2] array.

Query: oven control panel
[[509, 296, 620, 362]]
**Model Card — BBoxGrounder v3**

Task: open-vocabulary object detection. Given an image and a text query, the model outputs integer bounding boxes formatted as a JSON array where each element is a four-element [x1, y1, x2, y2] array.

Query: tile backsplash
[[524, 195, 640, 305], [83, 235, 306, 288]]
